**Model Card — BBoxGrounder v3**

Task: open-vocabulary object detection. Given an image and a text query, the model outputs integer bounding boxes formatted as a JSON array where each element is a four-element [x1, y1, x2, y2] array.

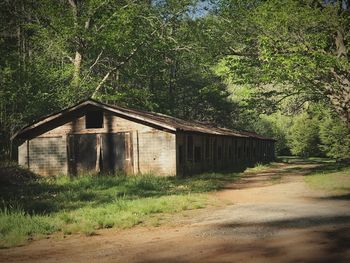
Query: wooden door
[[68, 134, 97, 175], [68, 132, 133, 175], [101, 133, 123, 173]]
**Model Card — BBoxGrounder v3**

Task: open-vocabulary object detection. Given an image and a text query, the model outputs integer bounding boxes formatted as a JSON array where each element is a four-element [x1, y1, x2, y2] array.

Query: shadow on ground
[[0, 163, 243, 214], [134, 215, 350, 263]]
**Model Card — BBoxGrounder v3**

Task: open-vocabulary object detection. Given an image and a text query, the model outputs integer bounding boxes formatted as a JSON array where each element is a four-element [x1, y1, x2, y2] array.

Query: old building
[[13, 99, 275, 176]]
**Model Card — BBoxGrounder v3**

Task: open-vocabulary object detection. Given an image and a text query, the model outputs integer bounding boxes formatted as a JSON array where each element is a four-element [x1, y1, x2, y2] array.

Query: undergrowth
[[304, 164, 350, 194], [245, 162, 274, 172], [0, 167, 240, 248]]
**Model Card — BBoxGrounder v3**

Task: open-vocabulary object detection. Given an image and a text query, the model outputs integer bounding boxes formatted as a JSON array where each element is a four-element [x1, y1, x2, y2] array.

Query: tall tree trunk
[[72, 51, 82, 88], [329, 90, 350, 131], [169, 61, 177, 113], [326, 75, 350, 131], [331, 26, 350, 130], [68, 0, 82, 89]]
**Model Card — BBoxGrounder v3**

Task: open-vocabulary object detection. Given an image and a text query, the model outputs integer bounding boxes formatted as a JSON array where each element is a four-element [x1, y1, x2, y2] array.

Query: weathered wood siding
[[18, 104, 274, 177], [176, 132, 274, 176], [20, 109, 176, 176]]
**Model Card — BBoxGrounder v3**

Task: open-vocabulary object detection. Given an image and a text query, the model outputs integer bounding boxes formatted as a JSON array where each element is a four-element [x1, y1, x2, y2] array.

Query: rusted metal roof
[[13, 99, 275, 141]]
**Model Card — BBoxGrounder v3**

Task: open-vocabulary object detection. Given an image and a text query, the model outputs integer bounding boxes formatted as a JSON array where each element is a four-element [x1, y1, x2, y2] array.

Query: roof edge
[[12, 98, 176, 140], [12, 98, 276, 142]]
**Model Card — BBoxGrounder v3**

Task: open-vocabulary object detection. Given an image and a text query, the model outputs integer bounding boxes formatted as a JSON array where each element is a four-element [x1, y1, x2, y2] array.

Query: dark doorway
[[68, 132, 132, 175]]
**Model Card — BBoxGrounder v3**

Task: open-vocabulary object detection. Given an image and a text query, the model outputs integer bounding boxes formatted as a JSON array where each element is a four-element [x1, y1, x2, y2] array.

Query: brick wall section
[[136, 130, 176, 176], [28, 137, 67, 176]]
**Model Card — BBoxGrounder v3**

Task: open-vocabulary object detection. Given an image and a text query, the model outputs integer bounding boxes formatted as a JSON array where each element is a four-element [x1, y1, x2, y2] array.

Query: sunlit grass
[[304, 164, 350, 194], [278, 156, 335, 164], [245, 162, 274, 172], [0, 166, 240, 248]]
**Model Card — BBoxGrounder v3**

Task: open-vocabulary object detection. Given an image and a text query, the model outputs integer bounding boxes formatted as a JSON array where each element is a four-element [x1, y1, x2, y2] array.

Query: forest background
[[1, 0, 350, 160]]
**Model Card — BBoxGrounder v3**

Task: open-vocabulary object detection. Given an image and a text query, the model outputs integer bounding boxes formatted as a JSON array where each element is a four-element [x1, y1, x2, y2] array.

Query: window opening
[[86, 110, 103, 129]]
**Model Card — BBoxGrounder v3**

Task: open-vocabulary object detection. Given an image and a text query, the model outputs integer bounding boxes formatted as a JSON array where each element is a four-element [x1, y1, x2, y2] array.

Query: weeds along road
[[1, 162, 350, 263]]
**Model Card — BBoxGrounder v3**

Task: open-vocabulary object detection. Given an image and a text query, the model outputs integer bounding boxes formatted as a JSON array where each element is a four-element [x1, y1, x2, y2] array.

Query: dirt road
[[1, 162, 350, 263]]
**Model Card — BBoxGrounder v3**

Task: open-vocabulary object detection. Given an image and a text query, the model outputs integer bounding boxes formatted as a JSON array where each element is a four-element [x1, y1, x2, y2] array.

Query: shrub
[[319, 111, 350, 160], [287, 113, 322, 157]]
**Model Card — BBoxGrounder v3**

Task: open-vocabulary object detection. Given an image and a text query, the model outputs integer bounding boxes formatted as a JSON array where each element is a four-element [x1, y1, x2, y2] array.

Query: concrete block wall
[[136, 130, 176, 176], [18, 106, 273, 176], [27, 137, 67, 176], [28, 111, 176, 176]]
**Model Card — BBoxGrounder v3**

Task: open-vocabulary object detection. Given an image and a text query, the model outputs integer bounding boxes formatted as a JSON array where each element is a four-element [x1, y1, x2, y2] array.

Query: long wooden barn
[[13, 99, 275, 176]]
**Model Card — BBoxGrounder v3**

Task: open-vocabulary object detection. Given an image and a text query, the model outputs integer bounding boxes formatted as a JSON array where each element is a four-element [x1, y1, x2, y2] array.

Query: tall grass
[[245, 162, 274, 172], [0, 168, 240, 248], [304, 164, 350, 194], [0, 207, 59, 247]]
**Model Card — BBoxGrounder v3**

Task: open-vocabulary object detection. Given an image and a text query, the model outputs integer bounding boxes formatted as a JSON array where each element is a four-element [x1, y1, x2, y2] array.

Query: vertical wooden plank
[[75, 134, 97, 173], [137, 130, 140, 173], [95, 134, 101, 173], [66, 135, 69, 175], [68, 134, 76, 175], [26, 140, 30, 169], [128, 131, 134, 174]]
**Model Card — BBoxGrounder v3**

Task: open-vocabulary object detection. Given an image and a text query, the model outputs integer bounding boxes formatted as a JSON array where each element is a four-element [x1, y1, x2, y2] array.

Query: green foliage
[[251, 106, 350, 160], [216, 0, 350, 131], [0, 0, 245, 159], [287, 113, 322, 157], [305, 164, 350, 194], [245, 162, 273, 172], [0, 207, 58, 248], [0, 166, 240, 247], [319, 111, 350, 160], [253, 112, 292, 155]]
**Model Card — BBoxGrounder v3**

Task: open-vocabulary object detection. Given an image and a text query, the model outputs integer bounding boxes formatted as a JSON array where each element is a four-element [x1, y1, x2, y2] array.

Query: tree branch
[[227, 47, 258, 57], [89, 51, 104, 71], [96, 1, 137, 32], [92, 29, 158, 98], [68, 0, 79, 30], [91, 47, 138, 98]]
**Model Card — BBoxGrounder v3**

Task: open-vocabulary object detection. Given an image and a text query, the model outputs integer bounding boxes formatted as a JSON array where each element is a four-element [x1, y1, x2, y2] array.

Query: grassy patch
[[0, 166, 240, 248], [245, 162, 274, 173], [278, 156, 335, 164], [304, 164, 350, 194]]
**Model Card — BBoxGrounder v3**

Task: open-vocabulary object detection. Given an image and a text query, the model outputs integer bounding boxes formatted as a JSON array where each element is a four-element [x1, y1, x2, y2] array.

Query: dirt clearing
[[1, 162, 349, 263]]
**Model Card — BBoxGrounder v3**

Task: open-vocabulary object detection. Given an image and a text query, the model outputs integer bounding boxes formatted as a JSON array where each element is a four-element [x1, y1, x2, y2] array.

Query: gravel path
[[1, 162, 349, 263]]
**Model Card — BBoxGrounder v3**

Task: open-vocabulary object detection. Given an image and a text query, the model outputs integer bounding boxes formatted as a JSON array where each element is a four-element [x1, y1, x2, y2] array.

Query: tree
[[27, 0, 164, 103], [319, 110, 350, 160], [0, 0, 59, 158], [288, 113, 322, 157], [1, 0, 244, 159], [216, 0, 350, 130], [253, 113, 292, 155]]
